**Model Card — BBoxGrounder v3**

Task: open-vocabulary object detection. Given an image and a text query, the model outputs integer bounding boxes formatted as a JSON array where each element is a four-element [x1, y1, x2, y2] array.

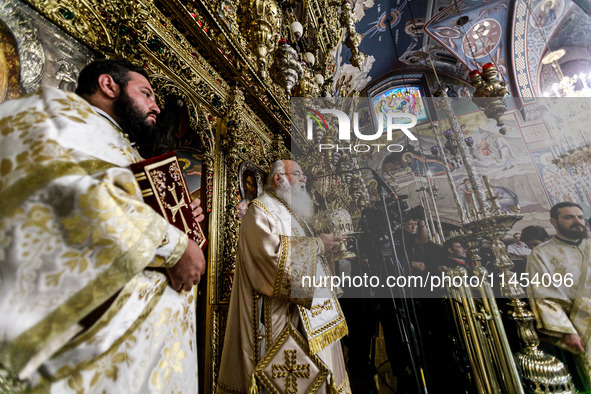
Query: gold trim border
[[165, 231, 188, 268]]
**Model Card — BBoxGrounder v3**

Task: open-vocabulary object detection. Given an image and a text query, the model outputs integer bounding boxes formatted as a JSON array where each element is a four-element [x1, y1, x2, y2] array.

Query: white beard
[[275, 177, 314, 219]]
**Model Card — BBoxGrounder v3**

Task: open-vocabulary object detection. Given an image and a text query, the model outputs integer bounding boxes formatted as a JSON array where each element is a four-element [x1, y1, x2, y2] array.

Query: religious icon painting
[[174, 148, 204, 201], [237, 160, 264, 219], [493, 185, 519, 213], [173, 147, 210, 241], [239, 160, 264, 202], [218, 0, 236, 31], [529, 0, 565, 29], [0, 19, 24, 103], [461, 19, 502, 60]]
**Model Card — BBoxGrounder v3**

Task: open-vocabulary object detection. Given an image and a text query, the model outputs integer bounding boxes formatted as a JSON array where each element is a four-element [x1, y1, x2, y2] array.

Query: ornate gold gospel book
[[130, 152, 207, 249]]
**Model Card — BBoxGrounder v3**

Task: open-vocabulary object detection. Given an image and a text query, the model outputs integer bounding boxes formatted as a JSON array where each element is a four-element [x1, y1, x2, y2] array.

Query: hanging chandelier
[[468, 63, 509, 134], [542, 49, 591, 97], [270, 38, 303, 98]]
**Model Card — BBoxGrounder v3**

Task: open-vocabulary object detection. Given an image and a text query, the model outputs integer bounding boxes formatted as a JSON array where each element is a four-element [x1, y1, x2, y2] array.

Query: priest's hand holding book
[[130, 152, 209, 292], [190, 197, 205, 223], [167, 197, 206, 292]]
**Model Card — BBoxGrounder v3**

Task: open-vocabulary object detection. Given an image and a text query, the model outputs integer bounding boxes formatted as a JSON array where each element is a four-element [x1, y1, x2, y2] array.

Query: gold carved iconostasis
[[0, 0, 338, 391]]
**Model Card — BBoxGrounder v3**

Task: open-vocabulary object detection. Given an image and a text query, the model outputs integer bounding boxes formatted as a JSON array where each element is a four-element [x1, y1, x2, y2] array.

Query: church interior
[[1, 0, 591, 392]]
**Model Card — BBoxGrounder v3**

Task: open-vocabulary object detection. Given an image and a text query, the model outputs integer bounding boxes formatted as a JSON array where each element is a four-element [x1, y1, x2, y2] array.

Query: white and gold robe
[[527, 237, 591, 383], [216, 192, 350, 393], [0, 86, 197, 392]]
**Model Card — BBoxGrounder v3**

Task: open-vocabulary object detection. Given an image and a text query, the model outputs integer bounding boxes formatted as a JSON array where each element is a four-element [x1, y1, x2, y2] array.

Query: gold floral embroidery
[[22, 205, 54, 233], [0, 160, 115, 218], [51, 94, 95, 122], [1, 87, 197, 392], [63, 350, 129, 394], [0, 158, 11, 176], [150, 340, 187, 393], [108, 142, 141, 164], [61, 250, 90, 274], [66, 370, 84, 394], [88, 351, 128, 386], [48, 279, 168, 382], [59, 178, 152, 266], [2, 214, 168, 374], [150, 369, 163, 391], [163, 232, 187, 268], [159, 341, 186, 379], [0, 108, 49, 137]]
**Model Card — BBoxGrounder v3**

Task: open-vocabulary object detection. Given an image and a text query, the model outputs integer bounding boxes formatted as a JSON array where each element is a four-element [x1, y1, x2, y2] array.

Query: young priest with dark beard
[[0, 58, 205, 392], [527, 202, 591, 389]]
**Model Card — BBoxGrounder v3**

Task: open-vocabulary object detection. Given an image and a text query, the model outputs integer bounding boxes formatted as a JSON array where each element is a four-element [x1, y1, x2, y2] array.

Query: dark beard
[[557, 222, 588, 240], [113, 90, 158, 147]]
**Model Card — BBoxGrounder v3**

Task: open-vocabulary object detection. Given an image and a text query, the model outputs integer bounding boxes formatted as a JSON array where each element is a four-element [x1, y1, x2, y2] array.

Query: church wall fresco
[[424, 0, 510, 80], [356, 96, 591, 236]]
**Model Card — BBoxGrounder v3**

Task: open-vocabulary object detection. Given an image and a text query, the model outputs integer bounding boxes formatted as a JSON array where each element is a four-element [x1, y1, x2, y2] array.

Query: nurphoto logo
[[305, 108, 418, 153]]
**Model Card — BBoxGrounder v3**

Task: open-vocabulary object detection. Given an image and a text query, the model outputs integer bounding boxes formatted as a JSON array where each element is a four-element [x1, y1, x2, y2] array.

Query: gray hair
[[265, 160, 285, 190]]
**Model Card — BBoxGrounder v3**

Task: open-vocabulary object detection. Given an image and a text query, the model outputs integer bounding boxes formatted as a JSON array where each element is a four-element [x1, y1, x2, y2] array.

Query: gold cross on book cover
[[130, 152, 207, 249]]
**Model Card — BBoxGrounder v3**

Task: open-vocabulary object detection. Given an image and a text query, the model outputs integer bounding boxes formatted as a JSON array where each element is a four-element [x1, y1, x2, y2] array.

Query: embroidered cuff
[[150, 226, 188, 268]]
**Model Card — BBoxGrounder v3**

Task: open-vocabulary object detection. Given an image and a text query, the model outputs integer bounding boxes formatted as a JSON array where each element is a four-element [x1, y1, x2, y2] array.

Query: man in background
[[507, 232, 531, 274], [527, 202, 591, 387], [398, 211, 433, 275], [521, 225, 550, 250], [0, 59, 205, 392], [439, 239, 471, 272], [507, 232, 531, 260]]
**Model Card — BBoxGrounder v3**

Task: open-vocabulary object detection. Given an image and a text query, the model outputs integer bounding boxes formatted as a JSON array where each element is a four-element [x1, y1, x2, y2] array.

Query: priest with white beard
[[217, 160, 351, 394]]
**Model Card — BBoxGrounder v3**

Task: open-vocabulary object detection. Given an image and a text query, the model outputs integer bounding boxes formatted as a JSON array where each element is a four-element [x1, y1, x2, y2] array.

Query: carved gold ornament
[[245, 0, 282, 78]]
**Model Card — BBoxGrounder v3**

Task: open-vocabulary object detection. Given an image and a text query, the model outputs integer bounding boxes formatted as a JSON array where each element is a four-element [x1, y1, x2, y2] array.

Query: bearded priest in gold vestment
[[217, 160, 350, 394], [0, 59, 205, 392], [527, 202, 591, 387]]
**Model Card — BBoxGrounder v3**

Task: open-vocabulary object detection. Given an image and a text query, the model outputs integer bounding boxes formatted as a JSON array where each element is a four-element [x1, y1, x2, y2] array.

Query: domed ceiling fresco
[[331, 0, 591, 101]]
